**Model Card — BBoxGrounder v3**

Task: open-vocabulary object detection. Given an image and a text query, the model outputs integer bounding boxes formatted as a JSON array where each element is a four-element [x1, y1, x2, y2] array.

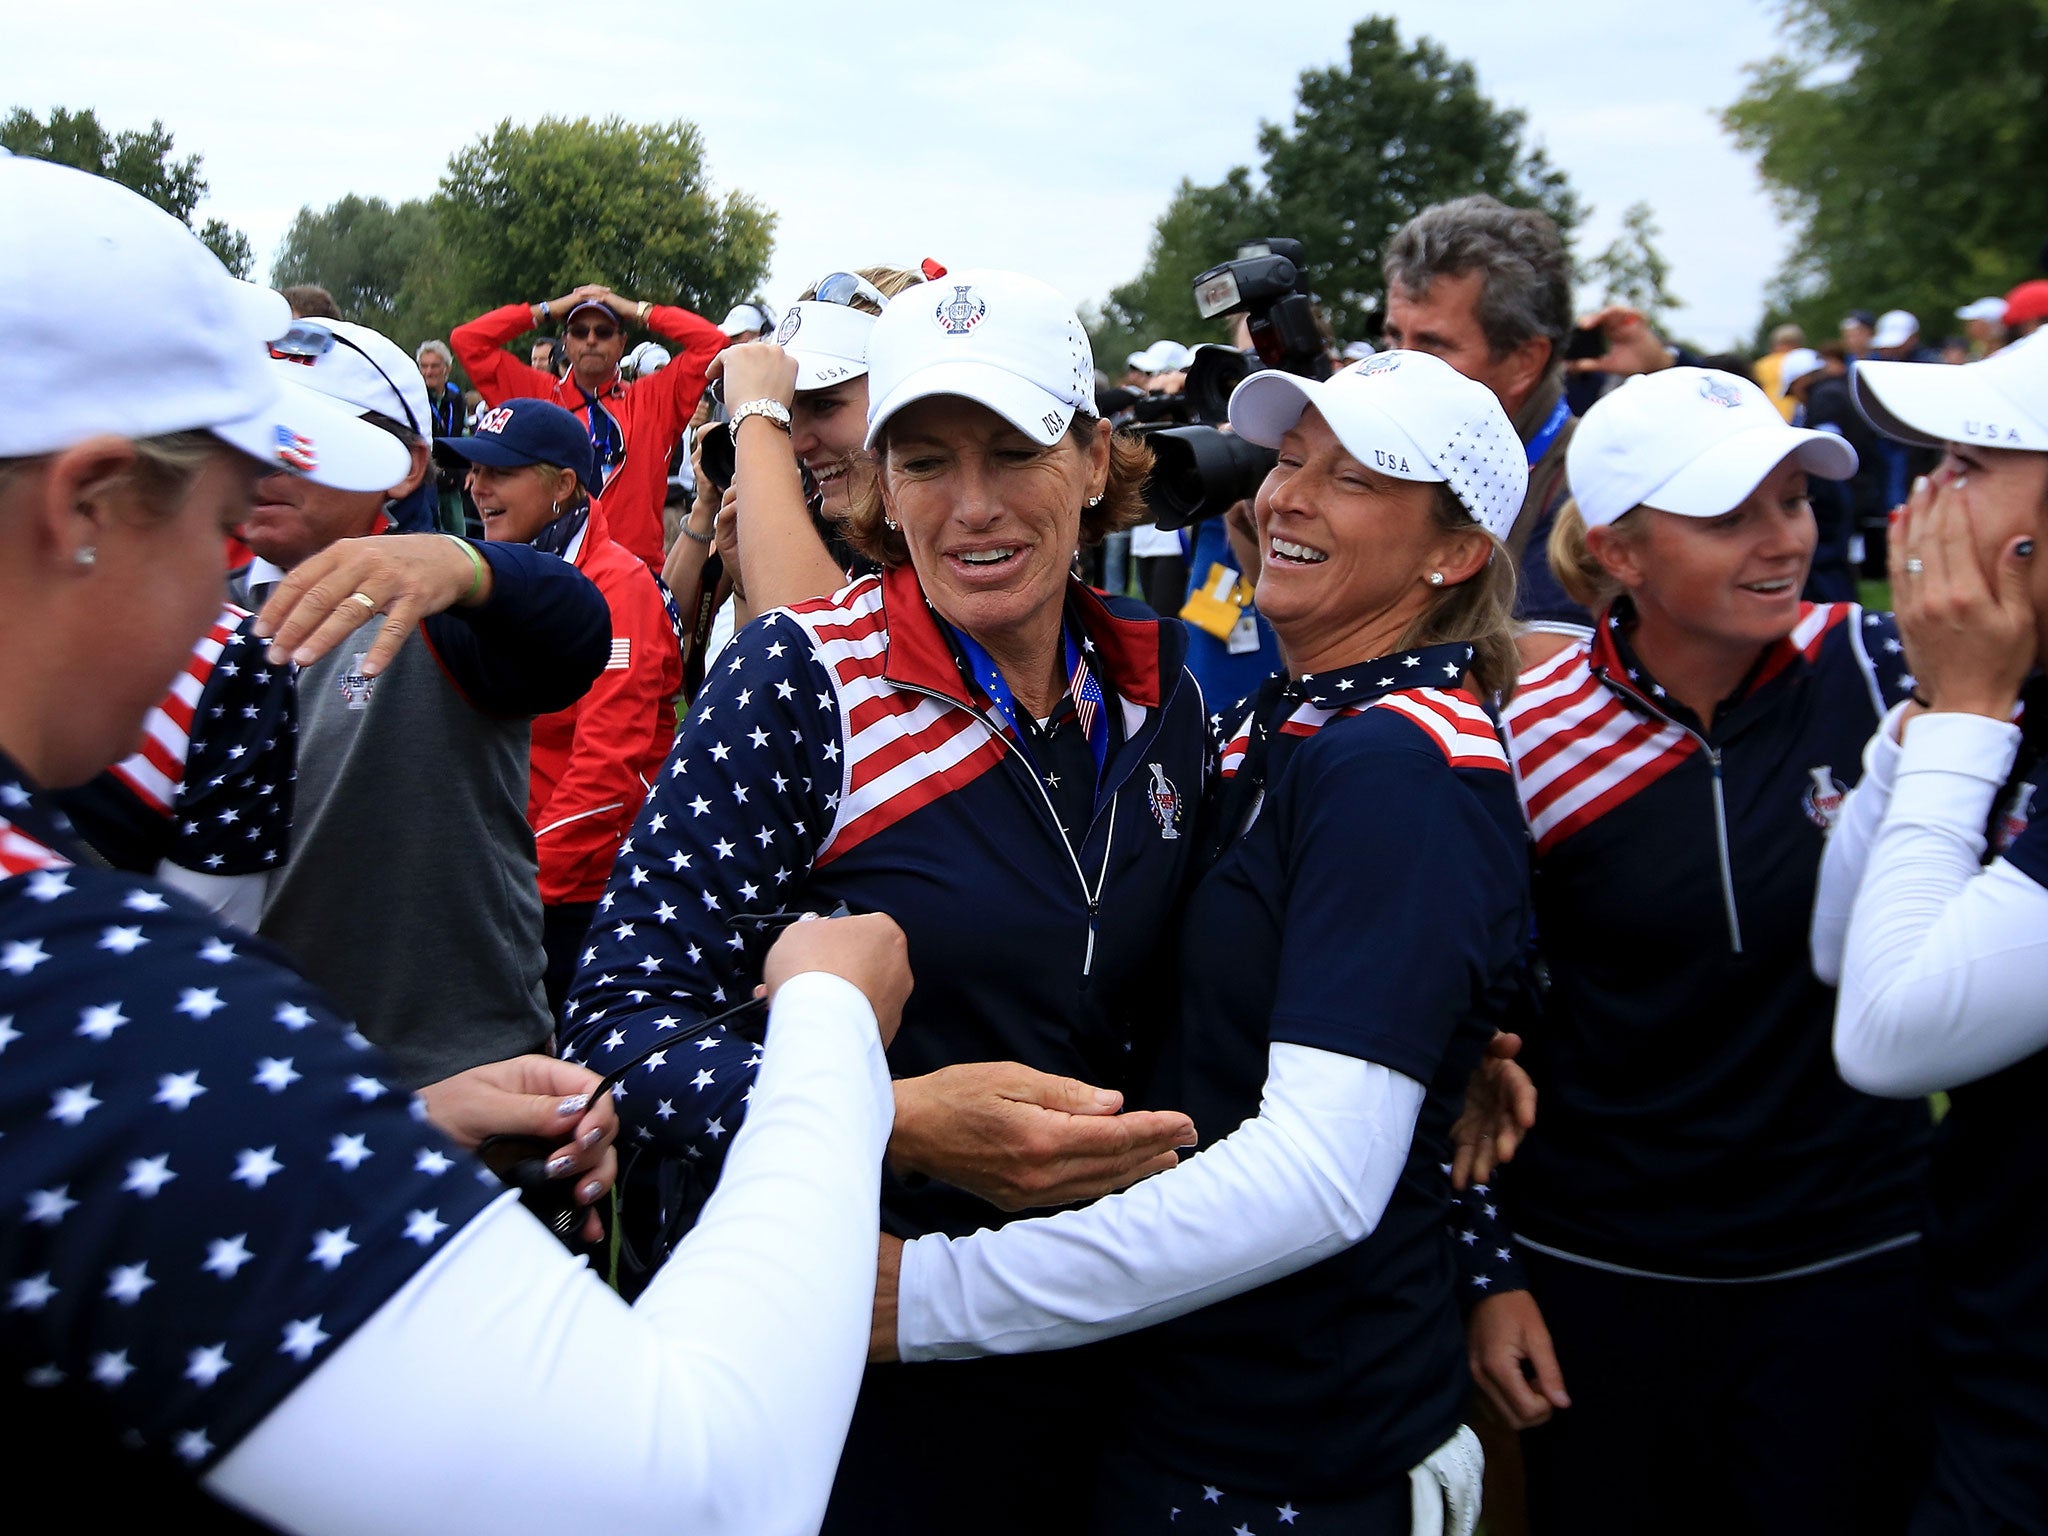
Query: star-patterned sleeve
[[562, 609, 838, 1169], [55, 608, 296, 879], [0, 861, 499, 1473], [1445, 1173, 1529, 1309]]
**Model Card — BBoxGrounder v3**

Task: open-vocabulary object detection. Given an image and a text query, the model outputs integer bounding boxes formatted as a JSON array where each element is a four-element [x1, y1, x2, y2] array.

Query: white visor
[[775, 301, 877, 391], [1852, 332, 2048, 453]]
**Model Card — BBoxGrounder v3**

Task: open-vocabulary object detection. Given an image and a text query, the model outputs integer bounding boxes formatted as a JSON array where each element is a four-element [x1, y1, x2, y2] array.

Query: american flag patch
[[273, 424, 317, 473], [606, 637, 632, 671]]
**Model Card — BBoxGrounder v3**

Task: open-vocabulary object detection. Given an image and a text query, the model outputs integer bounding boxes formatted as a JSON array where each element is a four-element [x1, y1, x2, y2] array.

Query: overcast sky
[[10, 2, 1800, 349]]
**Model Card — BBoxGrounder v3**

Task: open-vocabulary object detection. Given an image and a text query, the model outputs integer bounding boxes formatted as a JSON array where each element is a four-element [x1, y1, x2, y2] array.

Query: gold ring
[[346, 591, 378, 612]]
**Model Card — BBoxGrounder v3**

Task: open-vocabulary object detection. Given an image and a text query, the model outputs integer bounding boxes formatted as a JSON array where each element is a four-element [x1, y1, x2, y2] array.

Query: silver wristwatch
[[726, 398, 792, 437]]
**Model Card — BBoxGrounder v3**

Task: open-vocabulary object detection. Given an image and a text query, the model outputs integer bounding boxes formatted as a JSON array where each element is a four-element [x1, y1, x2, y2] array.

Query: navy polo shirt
[[1123, 643, 1530, 1499]]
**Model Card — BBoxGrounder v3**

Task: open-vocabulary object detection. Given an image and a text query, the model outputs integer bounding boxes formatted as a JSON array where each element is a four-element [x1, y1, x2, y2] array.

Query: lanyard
[[948, 620, 1111, 791], [575, 385, 626, 490], [1525, 392, 1570, 467]]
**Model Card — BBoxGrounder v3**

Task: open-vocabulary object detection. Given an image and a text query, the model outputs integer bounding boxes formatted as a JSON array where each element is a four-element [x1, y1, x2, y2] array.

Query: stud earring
[[1426, 571, 1445, 586], [75, 546, 96, 567], [884, 516, 899, 531], [1085, 494, 1103, 509]]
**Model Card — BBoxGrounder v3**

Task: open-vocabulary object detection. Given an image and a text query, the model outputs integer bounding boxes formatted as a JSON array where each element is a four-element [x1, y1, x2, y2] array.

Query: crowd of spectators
[[11, 149, 2048, 1536]]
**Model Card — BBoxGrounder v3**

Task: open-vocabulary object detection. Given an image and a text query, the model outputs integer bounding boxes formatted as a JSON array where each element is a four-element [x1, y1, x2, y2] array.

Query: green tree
[[271, 195, 446, 343], [1093, 168, 1276, 368], [1096, 17, 1581, 354], [1583, 201, 1681, 329], [1725, 0, 2048, 341], [2, 106, 253, 275], [435, 117, 774, 328]]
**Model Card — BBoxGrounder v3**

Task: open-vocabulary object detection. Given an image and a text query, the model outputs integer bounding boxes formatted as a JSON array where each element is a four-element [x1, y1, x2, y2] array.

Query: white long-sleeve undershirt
[[205, 972, 893, 1536], [898, 1042, 1423, 1361], [1823, 710, 2048, 1099]]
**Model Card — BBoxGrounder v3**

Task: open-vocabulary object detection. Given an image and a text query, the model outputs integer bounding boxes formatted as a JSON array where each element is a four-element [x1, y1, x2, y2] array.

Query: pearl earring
[[1426, 571, 1445, 586], [75, 546, 96, 567]]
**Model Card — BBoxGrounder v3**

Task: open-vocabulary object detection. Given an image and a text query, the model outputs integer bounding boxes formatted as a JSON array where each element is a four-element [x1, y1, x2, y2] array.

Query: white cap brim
[[1228, 370, 1441, 483], [783, 301, 877, 392], [1958, 298, 2007, 322], [1640, 424, 1857, 518], [1852, 357, 2048, 452], [210, 372, 411, 492], [864, 357, 1077, 449]]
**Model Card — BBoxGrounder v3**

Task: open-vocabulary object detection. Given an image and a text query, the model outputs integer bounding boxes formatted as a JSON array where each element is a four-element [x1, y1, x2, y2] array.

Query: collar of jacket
[[877, 561, 1170, 710], [1288, 641, 1479, 711], [1589, 596, 1811, 736]]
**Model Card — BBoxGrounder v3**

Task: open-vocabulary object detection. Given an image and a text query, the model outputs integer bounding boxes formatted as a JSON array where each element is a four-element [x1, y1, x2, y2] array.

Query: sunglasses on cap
[[810, 271, 891, 311], [269, 320, 421, 436]]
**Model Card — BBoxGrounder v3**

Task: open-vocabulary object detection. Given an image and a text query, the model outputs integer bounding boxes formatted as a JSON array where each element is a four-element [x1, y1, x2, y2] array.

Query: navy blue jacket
[[563, 565, 1209, 1242], [1123, 645, 1530, 1498], [1492, 601, 1932, 1278]]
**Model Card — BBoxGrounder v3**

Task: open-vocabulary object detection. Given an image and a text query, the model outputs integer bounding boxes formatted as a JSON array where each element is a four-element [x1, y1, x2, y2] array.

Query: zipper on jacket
[[1704, 746, 1744, 955], [893, 681, 1120, 977], [1595, 668, 1745, 955]]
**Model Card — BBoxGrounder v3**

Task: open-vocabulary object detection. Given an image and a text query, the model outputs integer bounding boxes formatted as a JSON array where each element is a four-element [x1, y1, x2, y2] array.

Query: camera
[[1137, 238, 1332, 530]]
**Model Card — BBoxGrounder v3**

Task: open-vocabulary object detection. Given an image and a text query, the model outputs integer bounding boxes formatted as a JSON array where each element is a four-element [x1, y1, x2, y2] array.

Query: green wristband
[[445, 534, 486, 604]]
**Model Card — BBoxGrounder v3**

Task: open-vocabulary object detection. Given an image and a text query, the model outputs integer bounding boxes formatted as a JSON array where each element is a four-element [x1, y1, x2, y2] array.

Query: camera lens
[[1141, 426, 1278, 530]]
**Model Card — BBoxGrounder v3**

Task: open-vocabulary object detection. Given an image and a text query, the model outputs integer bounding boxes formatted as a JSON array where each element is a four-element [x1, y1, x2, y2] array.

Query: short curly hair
[[842, 415, 1153, 569]]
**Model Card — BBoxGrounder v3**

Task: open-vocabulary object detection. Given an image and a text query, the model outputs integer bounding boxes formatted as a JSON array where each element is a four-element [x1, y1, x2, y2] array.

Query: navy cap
[[440, 397, 597, 492]]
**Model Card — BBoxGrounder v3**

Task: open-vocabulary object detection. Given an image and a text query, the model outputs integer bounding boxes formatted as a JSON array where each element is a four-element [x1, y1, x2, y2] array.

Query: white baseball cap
[[1958, 297, 2008, 323], [1341, 340, 1377, 361], [864, 269, 1095, 449], [1777, 347, 1824, 392], [1852, 327, 2048, 452], [1873, 309, 1920, 350], [1568, 367, 1858, 529], [626, 341, 671, 374], [1227, 351, 1528, 541], [0, 157, 407, 491], [266, 318, 432, 443], [773, 300, 879, 391], [720, 302, 774, 338]]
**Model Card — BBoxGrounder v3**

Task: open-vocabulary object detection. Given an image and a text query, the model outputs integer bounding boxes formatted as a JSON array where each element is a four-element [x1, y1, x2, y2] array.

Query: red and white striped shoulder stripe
[[106, 605, 249, 818], [1373, 687, 1510, 771], [783, 579, 1006, 864], [1505, 639, 1696, 854], [0, 816, 70, 878]]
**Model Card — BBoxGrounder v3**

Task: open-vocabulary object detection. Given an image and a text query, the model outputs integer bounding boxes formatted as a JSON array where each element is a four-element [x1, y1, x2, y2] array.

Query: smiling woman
[[1464, 367, 1938, 1534]]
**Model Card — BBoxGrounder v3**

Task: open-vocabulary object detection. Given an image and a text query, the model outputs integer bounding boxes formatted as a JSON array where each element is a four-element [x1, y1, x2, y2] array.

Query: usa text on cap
[[1852, 329, 2048, 452]]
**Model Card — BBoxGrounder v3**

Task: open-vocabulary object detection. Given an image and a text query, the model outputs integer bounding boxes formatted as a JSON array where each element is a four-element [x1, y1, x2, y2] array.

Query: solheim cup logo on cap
[[272, 425, 317, 473], [935, 286, 987, 336], [1802, 765, 1847, 830], [1146, 762, 1182, 840], [1699, 377, 1745, 409], [775, 309, 801, 345], [1356, 355, 1403, 377]]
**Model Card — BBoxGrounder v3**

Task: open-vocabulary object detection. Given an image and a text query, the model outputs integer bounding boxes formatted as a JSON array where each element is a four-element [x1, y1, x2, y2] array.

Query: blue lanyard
[[1525, 393, 1570, 467], [949, 621, 1111, 790], [576, 385, 626, 489]]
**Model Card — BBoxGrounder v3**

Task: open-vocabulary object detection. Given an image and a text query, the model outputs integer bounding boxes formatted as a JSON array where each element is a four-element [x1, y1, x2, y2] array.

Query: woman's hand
[[416, 1055, 619, 1244], [888, 1062, 1197, 1210], [1891, 471, 2038, 722], [1451, 1030, 1537, 1190], [1469, 1289, 1571, 1428], [870, 1233, 904, 1362], [707, 342, 799, 412], [255, 532, 488, 674], [764, 913, 913, 1046]]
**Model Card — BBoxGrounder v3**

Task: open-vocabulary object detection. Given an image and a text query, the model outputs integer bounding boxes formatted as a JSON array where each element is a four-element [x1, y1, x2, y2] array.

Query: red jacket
[[452, 302, 726, 570], [528, 501, 684, 905]]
